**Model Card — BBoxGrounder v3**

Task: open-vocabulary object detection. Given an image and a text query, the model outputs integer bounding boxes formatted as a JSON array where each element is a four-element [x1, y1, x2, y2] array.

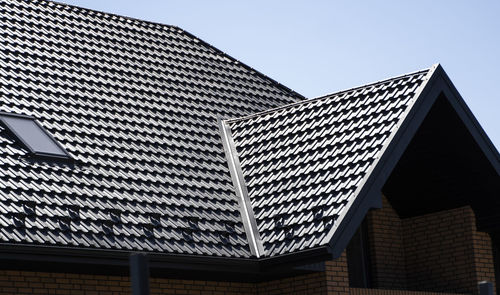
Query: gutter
[[0, 243, 332, 281]]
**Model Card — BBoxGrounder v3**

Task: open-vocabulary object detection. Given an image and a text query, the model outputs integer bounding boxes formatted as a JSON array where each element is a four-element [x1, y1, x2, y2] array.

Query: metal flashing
[[218, 118, 264, 258]]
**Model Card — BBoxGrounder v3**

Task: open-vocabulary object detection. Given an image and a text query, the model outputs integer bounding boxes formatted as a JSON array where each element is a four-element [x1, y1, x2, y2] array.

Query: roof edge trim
[[320, 63, 440, 249], [0, 242, 332, 280], [218, 118, 264, 258], [0, 242, 259, 274], [46, 0, 304, 102], [224, 67, 431, 124]]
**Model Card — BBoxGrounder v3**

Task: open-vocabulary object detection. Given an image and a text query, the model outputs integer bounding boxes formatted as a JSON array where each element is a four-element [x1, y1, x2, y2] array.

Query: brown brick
[[0, 196, 494, 295]]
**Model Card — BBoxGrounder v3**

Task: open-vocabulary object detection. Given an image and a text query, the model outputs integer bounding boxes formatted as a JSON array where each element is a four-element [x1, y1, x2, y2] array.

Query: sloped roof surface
[[0, 0, 301, 257], [225, 69, 431, 256]]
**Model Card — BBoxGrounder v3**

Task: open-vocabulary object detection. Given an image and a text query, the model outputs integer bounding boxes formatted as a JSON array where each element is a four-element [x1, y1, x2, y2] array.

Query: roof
[[1, 0, 499, 273], [222, 62, 500, 260], [0, 0, 302, 259], [222, 67, 432, 257]]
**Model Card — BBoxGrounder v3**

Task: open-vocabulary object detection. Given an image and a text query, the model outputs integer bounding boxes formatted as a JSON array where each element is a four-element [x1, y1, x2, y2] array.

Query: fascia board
[[0, 243, 260, 274], [323, 64, 500, 258], [321, 63, 443, 257], [0, 242, 331, 278]]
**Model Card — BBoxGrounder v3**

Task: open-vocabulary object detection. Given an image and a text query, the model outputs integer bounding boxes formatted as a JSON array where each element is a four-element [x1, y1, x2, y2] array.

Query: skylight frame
[[0, 112, 72, 160]]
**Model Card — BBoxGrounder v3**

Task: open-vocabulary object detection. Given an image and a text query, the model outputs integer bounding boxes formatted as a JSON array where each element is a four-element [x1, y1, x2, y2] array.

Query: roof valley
[[219, 118, 264, 257]]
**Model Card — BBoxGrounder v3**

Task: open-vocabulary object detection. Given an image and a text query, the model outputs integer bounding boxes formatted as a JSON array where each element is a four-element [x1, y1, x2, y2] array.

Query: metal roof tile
[[226, 69, 430, 256]]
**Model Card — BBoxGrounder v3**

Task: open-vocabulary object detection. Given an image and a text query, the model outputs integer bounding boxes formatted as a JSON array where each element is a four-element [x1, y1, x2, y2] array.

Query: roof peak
[[224, 64, 435, 256], [35, 0, 177, 30], [311, 63, 440, 100], [224, 64, 438, 124]]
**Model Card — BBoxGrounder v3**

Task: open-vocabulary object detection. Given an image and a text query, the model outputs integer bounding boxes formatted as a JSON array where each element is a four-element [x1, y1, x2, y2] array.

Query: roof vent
[[58, 216, 72, 232], [0, 112, 71, 160], [102, 220, 115, 235], [149, 213, 162, 227], [182, 227, 194, 242], [218, 231, 230, 245], [142, 224, 155, 238], [224, 221, 236, 233], [108, 209, 122, 223], [283, 225, 295, 240], [274, 215, 285, 229], [187, 216, 199, 229], [22, 201, 37, 216], [12, 212, 25, 228], [67, 205, 80, 220], [313, 206, 325, 221], [323, 216, 335, 231]]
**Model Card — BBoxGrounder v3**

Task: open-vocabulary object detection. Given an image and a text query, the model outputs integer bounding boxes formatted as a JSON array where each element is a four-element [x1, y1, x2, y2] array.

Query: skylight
[[0, 113, 70, 159]]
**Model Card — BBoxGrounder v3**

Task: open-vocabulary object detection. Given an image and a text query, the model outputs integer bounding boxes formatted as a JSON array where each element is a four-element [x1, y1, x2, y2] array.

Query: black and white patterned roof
[[224, 69, 432, 256], [0, 0, 301, 258], [0, 0, 448, 261]]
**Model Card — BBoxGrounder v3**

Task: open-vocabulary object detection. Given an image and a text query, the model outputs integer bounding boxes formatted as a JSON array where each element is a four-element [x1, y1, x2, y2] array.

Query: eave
[[0, 243, 332, 282]]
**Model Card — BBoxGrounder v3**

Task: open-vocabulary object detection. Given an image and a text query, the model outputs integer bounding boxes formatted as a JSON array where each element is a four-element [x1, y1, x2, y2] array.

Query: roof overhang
[[325, 64, 500, 258], [0, 243, 332, 282]]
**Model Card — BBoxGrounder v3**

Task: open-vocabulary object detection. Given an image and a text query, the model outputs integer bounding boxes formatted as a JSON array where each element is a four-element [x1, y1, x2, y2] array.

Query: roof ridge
[[224, 65, 435, 124], [218, 118, 264, 258], [310, 66, 435, 100], [38, 0, 176, 30], [39, 0, 305, 102], [179, 30, 306, 102]]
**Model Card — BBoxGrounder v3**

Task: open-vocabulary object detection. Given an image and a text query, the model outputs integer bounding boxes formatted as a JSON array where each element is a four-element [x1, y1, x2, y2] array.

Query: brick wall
[[325, 253, 350, 295], [472, 229, 497, 291], [365, 196, 407, 289], [366, 195, 496, 294], [350, 288, 462, 295], [0, 197, 496, 295], [0, 270, 130, 295], [0, 270, 257, 295], [257, 252, 349, 295], [403, 206, 476, 293], [0, 252, 349, 295]]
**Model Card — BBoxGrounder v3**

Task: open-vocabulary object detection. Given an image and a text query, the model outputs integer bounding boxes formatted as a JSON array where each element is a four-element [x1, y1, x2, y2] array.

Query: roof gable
[[326, 63, 500, 257], [223, 63, 500, 259], [223, 67, 433, 257]]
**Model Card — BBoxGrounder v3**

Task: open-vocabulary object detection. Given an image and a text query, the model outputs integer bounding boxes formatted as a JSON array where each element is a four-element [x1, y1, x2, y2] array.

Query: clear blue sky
[[60, 0, 500, 150]]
